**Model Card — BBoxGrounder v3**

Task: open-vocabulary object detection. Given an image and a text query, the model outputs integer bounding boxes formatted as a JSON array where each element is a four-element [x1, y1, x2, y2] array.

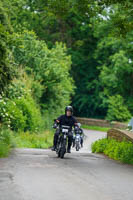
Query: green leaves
[[92, 4, 133, 120], [0, 2, 16, 93], [106, 95, 131, 122], [0, 93, 43, 132], [1, 0, 133, 123], [92, 138, 133, 164], [11, 31, 74, 113]]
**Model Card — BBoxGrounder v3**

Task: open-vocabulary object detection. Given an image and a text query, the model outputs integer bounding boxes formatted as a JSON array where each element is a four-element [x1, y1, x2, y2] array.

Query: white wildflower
[[129, 59, 132, 64]]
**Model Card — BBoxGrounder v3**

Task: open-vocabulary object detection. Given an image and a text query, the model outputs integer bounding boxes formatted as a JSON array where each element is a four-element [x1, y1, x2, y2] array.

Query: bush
[[91, 138, 109, 153], [0, 87, 43, 132], [0, 98, 27, 131], [11, 31, 75, 114], [106, 95, 131, 122], [92, 138, 133, 164], [15, 96, 43, 132]]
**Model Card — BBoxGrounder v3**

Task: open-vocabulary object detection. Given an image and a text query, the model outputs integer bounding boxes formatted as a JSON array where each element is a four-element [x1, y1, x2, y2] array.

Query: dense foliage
[[0, 2, 16, 93], [1, 0, 133, 121]]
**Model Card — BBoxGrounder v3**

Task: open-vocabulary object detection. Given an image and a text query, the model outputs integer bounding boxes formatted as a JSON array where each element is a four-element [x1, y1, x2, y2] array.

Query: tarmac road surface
[[0, 129, 133, 200]]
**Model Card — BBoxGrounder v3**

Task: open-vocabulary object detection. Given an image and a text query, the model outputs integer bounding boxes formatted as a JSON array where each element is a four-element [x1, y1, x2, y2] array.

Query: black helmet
[[65, 106, 73, 115]]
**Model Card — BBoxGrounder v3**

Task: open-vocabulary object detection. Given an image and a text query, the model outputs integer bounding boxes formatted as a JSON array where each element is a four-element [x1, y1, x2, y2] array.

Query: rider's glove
[[53, 119, 59, 129], [53, 123, 58, 129]]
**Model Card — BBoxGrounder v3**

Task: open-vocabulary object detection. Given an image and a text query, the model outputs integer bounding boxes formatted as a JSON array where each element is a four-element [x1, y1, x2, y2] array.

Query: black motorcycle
[[56, 125, 70, 159]]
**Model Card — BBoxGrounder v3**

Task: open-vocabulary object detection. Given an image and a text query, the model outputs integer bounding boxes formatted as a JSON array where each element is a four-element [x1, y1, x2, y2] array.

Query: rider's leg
[[80, 135, 83, 147], [67, 134, 73, 153], [52, 130, 60, 150], [72, 135, 75, 147]]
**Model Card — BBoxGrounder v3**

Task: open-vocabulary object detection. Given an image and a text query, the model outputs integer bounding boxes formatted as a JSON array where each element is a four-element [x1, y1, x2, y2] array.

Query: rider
[[51, 106, 78, 153]]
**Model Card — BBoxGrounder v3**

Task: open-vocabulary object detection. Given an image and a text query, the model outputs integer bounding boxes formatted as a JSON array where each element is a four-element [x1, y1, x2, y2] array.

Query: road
[[0, 129, 133, 200]]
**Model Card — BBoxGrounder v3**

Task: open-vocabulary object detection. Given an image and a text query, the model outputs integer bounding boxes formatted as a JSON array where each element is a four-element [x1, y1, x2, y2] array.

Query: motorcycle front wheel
[[76, 141, 80, 151], [60, 140, 66, 159]]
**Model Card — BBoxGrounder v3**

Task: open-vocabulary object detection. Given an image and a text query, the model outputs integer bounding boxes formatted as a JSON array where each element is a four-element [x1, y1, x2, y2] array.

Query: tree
[[106, 95, 131, 122], [0, 1, 15, 93], [11, 31, 74, 113], [92, 5, 133, 119]]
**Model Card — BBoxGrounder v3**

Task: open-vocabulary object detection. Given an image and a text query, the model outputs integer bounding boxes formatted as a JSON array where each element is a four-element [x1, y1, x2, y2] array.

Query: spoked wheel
[[60, 150, 65, 159], [57, 145, 61, 158], [57, 150, 61, 158], [56, 138, 61, 158], [76, 142, 80, 151], [60, 141, 66, 159], [76, 147, 79, 151]]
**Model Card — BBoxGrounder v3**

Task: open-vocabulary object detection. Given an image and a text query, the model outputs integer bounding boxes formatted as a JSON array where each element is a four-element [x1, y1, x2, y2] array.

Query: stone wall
[[76, 117, 127, 129], [107, 128, 133, 143]]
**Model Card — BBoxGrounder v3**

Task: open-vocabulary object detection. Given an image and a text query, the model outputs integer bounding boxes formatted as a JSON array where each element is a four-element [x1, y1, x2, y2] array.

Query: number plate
[[62, 129, 68, 133]]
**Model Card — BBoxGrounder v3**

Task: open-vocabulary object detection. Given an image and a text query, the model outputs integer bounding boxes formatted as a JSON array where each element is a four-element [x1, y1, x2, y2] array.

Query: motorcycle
[[75, 133, 81, 151], [73, 124, 83, 151], [56, 125, 71, 159]]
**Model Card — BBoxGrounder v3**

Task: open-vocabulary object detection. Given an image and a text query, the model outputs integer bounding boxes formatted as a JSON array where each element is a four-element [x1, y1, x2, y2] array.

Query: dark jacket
[[57, 115, 77, 129]]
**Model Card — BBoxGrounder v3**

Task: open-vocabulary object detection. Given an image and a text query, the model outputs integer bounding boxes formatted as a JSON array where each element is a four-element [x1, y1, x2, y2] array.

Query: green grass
[[81, 125, 110, 132], [0, 128, 53, 158], [14, 130, 53, 149], [92, 138, 133, 164], [0, 143, 10, 157], [0, 128, 15, 157]]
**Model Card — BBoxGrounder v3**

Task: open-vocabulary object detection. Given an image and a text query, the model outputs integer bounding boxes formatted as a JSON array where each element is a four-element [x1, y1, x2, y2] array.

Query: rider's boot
[[67, 146, 71, 153], [52, 134, 58, 151], [72, 141, 75, 148], [51, 146, 56, 151]]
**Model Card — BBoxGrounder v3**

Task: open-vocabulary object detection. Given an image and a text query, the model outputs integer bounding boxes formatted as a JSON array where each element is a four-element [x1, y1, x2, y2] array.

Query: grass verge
[[0, 128, 15, 157], [0, 128, 53, 158], [92, 138, 133, 164], [14, 131, 53, 149], [81, 125, 110, 132]]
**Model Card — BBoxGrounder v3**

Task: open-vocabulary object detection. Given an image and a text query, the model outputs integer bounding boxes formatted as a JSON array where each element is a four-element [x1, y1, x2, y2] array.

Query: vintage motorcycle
[[53, 121, 71, 159], [56, 125, 71, 159], [73, 124, 83, 151]]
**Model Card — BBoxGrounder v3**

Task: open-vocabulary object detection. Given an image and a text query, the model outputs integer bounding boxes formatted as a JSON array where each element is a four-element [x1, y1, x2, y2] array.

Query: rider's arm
[[56, 115, 63, 124], [80, 128, 84, 135], [53, 116, 62, 128]]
